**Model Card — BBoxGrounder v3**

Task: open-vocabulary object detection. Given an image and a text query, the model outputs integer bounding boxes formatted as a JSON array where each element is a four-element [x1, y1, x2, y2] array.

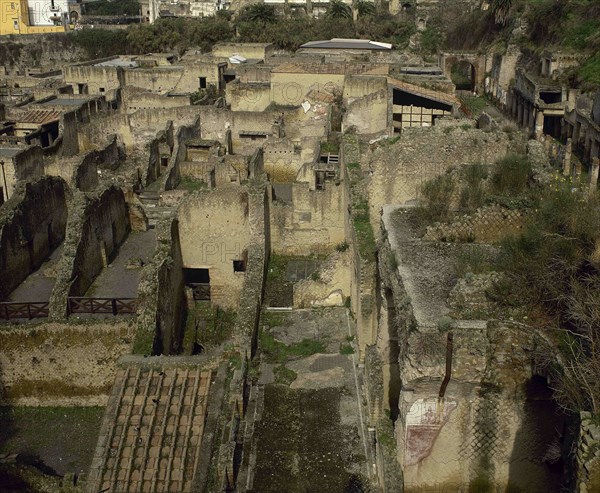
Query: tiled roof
[[14, 109, 62, 124]]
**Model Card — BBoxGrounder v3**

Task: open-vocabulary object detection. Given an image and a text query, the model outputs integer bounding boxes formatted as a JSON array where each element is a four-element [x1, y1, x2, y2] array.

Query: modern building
[[0, 0, 69, 35]]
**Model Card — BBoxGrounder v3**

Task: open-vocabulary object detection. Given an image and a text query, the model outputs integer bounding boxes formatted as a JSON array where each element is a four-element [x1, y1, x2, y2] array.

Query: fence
[[67, 297, 138, 315], [0, 302, 49, 320]]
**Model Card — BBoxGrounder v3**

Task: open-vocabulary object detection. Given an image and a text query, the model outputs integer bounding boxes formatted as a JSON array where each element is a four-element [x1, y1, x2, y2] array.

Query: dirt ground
[[85, 229, 156, 298], [250, 307, 371, 492], [0, 406, 104, 476]]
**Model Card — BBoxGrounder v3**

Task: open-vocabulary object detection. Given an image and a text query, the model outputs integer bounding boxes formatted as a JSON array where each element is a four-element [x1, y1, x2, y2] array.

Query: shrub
[[418, 173, 455, 224], [336, 241, 349, 252], [459, 164, 488, 213], [489, 154, 532, 196]]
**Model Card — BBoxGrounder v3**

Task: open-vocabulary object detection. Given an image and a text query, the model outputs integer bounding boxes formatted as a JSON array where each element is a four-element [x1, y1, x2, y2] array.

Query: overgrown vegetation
[[178, 176, 207, 192], [273, 365, 298, 385], [418, 152, 600, 414], [260, 328, 326, 363], [70, 4, 415, 59], [84, 0, 140, 16], [183, 303, 237, 353]]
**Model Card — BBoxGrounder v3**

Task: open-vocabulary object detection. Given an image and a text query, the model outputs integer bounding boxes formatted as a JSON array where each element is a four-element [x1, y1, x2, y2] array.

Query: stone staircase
[[136, 191, 176, 228]]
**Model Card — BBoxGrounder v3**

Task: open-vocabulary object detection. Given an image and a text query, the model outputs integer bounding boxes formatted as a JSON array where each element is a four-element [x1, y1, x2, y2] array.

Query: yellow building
[[0, 0, 67, 35]]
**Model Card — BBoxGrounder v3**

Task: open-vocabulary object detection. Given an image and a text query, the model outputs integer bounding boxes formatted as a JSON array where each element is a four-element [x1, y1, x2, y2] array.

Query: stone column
[[589, 157, 599, 195], [535, 110, 544, 139], [563, 138, 573, 176], [528, 103, 536, 136], [517, 98, 523, 128]]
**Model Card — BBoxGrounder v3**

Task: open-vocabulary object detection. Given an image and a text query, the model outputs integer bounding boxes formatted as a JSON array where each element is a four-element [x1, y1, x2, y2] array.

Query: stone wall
[[342, 134, 377, 359], [577, 413, 600, 493], [177, 187, 253, 310], [0, 320, 133, 406], [123, 68, 183, 93], [263, 137, 319, 183], [378, 207, 567, 492], [2, 146, 45, 200], [135, 218, 186, 356], [0, 176, 68, 301], [270, 179, 345, 255], [368, 122, 520, 227], [63, 63, 123, 96], [163, 118, 201, 191], [121, 87, 190, 114], [227, 81, 271, 112], [50, 186, 130, 317], [212, 42, 274, 60], [423, 205, 526, 243], [293, 250, 351, 309], [343, 75, 389, 135]]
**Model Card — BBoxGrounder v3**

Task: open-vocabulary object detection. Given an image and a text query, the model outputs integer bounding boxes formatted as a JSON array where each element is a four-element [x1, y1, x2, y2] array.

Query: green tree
[[326, 0, 352, 20], [354, 0, 375, 18], [491, 0, 512, 25], [238, 4, 277, 23]]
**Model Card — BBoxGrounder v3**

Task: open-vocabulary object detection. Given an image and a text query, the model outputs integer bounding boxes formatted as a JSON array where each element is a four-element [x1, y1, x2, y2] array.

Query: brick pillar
[[590, 157, 599, 195]]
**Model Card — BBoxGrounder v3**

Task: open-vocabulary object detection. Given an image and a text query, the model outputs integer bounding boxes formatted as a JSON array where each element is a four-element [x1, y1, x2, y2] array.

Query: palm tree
[[326, 0, 352, 20], [239, 4, 277, 24], [354, 0, 375, 18], [491, 0, 512, 25]]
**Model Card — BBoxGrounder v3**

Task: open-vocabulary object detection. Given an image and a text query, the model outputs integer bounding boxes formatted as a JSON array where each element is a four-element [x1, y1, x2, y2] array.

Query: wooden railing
[[67, 297, 138, 316], [0, 302, 49, 320]]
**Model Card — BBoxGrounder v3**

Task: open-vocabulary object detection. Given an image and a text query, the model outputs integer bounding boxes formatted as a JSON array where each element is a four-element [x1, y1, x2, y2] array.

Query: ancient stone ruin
[[1, 4, 600, 492]]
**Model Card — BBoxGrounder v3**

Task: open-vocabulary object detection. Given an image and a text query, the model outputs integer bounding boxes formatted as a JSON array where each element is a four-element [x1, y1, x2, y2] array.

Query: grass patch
[[415, 173, 455, 227], [183, 303, 237, 353], [459, 164, 488, 213], [459, 95, 487, 117], [178, 176, 207, 192], [453, 246, 497, 278], [0, 406, 105, 474], [340, 342, 354, 355], [489, 154, 532, 197], [273, 365, 297, 385], [260, 328, 326, 363], [320, 141, 339, 154], [352, 199, 377, 262]]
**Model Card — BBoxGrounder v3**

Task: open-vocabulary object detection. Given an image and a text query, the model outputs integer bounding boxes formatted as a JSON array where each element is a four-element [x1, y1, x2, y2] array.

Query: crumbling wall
[[135, 218, 186, 356], [343, 75, 389, 135], [163, 118, 201, 190], [577, 413, 600, 493], [50, 186, 130, 317], [2, 146, 45, 199], [263, 137, 318, 183], [342, 134, 377, 359], [123, 68, 183, 93], [45, 136, 121, 191], [423, 205, 526, 243], [197, 107, 283, 155], [368, 122, 520, 227], [227, 81, 271, 112], [293, 250, 351, 308], [0, 320, 133, 406], [0, 176, 68, 301], [122, 87, 190, 114], [270, 179, 345, 255], [177, 187, 253, 310]]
